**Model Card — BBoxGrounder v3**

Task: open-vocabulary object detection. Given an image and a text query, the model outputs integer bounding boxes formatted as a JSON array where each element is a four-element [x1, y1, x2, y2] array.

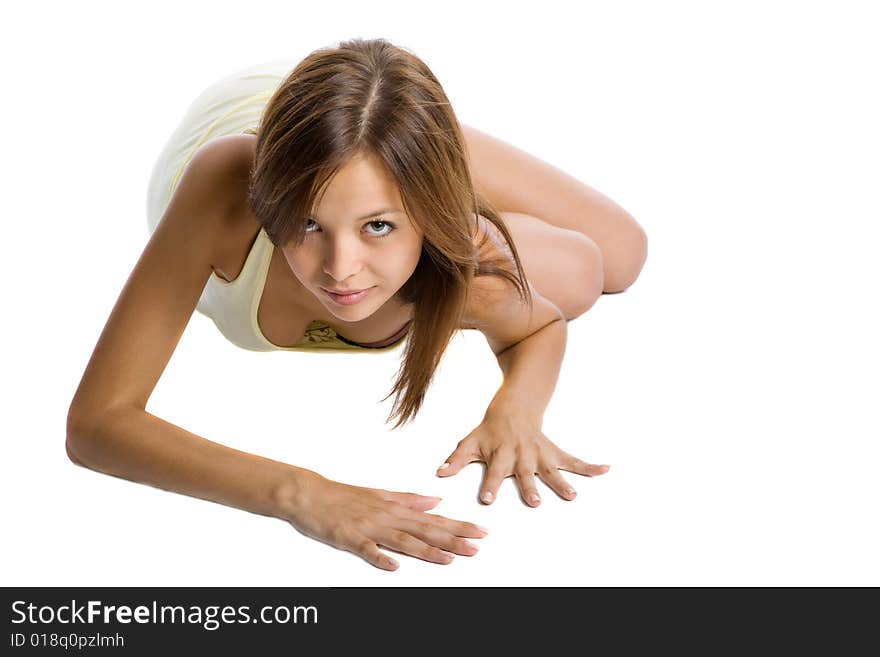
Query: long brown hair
[[247, 38, 532, 429]]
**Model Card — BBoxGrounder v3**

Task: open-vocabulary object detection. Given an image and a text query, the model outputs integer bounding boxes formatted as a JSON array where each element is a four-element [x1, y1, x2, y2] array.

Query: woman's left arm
[[486, 309, 566, 423], [437, 277, 610, 507]]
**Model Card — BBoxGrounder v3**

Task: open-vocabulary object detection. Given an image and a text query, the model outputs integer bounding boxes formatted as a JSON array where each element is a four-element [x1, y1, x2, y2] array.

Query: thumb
[[436, 442, 475, 477]]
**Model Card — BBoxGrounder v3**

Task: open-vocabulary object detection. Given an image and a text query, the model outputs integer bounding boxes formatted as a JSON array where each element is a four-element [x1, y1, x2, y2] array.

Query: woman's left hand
[[436, 408, 611, 506]]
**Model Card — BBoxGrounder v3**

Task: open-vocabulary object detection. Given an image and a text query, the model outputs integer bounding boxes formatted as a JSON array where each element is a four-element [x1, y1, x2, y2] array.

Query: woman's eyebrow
[[311, 208, 404, 222], [353, 208, 403, 221]]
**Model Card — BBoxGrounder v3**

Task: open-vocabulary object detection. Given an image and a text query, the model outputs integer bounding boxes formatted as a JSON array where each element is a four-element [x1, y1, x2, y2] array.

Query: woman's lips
[[322, 287, 373, 305]]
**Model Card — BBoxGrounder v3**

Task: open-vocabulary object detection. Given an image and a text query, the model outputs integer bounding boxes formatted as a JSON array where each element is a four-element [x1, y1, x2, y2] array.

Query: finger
[[537, 465, 578, 501], [479, 451, 514, 505], [514, 468, 542, 507], [379, 529, 456, 565], [379, 491, 443, 511], [559, 456, 611, 477], [421, 514, 490, 539], [349, 533, 399, 571], [437, 440, 479, 477], [399, 518, 481, 557]]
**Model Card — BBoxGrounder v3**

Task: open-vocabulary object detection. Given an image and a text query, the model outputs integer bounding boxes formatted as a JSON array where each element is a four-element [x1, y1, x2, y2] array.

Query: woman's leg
[[499, 211, 604, 320], [462, 123, 647, 293]]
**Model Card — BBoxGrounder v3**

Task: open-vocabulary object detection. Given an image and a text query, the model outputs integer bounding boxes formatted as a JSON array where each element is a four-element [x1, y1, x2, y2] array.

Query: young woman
[[66, 38, 648, 571]]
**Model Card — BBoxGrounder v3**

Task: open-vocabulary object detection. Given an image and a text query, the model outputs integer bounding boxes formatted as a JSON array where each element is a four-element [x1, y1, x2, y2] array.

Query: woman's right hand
[[278, 471, 488, 571]]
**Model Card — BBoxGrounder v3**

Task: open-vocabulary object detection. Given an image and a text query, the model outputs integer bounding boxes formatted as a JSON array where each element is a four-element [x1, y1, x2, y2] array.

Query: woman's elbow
[[66, 406, 94, 467]]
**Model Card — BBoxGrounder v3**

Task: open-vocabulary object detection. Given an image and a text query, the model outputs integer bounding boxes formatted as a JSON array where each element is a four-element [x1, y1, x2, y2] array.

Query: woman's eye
[[304, 218, 395, 238], [365, 220, 395, 238]]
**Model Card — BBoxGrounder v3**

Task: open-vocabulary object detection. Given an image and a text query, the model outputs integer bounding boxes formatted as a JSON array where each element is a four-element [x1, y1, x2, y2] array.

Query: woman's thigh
[[499, 211, 604, 319], [462, 123, 647, 293]]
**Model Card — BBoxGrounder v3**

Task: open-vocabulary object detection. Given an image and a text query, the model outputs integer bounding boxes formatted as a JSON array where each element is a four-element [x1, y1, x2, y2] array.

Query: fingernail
[[437, 463, 450, 471], [481, 490, 493, 503], [566, 488, 577, 497], [476, 525, 490, 534], [529, 493, 540, 504]]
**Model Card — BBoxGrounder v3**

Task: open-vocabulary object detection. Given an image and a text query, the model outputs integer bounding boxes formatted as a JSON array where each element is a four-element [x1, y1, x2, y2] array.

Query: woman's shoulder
[[181, 134, 255, 230], [193, 135, 263, 283], [188, 133, 254, 188], [473, 213, 515, 263], [462, 213, 522, 329], [188, 133, 256, 204]]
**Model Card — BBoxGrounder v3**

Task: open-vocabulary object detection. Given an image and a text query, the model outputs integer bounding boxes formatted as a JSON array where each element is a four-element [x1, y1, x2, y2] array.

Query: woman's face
[[280, 152, 423, 322]]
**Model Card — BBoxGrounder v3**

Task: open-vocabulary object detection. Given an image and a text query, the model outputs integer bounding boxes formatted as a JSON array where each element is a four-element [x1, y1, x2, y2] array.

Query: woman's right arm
[[66, 138, 487, 569], [66, 136, 312, 519]]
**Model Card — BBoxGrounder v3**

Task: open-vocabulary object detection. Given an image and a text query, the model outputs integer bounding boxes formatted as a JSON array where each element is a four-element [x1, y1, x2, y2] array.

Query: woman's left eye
[[365, 220, 395, 238]]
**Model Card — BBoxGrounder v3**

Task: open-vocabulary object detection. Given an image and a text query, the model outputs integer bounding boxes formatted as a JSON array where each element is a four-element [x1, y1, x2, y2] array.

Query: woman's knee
[[561, 233, 604, 319], [602, 225, 648, 294]]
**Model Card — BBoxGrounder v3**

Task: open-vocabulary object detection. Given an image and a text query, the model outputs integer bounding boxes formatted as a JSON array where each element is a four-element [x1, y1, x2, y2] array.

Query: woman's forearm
[[66, 407, 316, 521], [485, 318, 568, 422]]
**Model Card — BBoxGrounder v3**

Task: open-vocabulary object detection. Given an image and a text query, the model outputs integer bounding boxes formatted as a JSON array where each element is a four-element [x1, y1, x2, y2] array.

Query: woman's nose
[[322, 238, 364, 281]]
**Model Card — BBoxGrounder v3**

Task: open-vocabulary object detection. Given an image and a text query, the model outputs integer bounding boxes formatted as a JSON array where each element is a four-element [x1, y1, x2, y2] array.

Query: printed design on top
[[297, 321, 341, 345]]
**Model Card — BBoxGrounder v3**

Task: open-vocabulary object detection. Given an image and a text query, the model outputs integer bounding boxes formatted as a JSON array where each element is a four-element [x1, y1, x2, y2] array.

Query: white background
[[2, 0, 877, 586]]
